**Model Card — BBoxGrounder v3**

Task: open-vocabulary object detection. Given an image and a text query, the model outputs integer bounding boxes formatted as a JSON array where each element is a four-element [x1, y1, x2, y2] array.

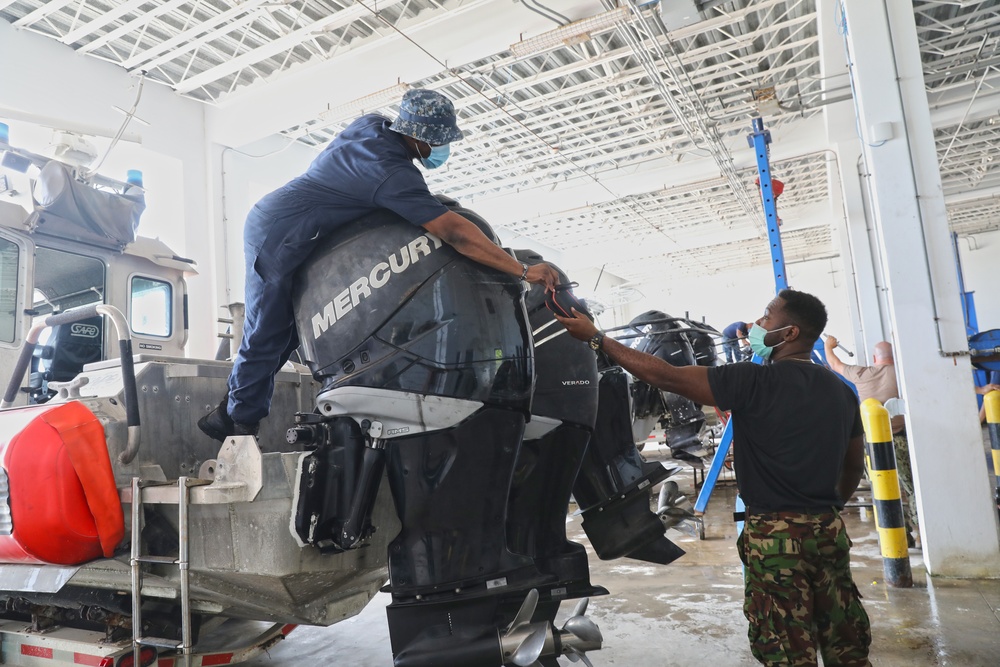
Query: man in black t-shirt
[[555, 289, 871, 667]]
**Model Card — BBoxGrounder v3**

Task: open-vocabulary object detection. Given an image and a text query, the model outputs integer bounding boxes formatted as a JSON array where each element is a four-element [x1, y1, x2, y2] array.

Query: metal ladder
[[129, 476, 205, 667]]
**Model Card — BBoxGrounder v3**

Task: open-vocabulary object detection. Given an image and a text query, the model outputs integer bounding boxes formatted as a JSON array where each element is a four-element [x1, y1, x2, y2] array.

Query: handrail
[[1, 304, 142, 463]]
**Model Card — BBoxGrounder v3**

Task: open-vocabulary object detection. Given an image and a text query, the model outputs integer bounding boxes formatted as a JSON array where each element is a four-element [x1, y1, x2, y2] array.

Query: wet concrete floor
[[242, 437, 1000, 667]]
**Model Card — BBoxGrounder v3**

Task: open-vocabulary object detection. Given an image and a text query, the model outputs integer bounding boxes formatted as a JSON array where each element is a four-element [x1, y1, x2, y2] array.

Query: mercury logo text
[[311, 233, 443, 340]]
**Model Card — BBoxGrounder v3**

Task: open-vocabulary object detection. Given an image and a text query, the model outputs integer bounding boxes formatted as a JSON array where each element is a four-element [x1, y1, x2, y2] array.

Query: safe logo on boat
[[70, 323, 100, 338]]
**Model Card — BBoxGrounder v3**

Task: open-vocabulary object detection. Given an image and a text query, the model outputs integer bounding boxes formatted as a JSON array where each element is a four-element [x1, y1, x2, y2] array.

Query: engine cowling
[[293, 205, 532, 413]]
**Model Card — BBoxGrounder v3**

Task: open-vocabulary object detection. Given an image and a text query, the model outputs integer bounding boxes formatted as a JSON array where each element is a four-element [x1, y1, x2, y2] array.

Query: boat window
[[130, 276, 172, 337], [0, 238, 20, 343]]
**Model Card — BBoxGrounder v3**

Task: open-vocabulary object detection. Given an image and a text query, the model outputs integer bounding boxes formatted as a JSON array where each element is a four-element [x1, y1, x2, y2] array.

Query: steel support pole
[[693, 117, 786, 523], [748, 117, 788, 293]]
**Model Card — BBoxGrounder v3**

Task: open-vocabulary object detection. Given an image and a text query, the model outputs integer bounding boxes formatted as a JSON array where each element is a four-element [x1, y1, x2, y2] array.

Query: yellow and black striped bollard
[[860, 398, 912, 588], [985, 389, 1000, 519]]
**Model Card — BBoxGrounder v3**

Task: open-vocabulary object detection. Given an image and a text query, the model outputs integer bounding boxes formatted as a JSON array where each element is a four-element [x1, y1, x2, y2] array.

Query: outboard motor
[[291, 199, 576, 666], [627, 310, 712, 460], [572, 354, 686, 566], [506, 252, 606, 603]]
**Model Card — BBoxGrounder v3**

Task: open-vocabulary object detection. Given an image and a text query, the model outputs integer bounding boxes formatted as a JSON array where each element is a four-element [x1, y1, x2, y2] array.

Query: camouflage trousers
[[893, 433, 919, 535], [738, 510, 872, 666]]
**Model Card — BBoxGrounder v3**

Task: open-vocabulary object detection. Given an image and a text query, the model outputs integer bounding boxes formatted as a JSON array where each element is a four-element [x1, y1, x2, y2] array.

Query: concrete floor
[[241, 438, 1000, 667]]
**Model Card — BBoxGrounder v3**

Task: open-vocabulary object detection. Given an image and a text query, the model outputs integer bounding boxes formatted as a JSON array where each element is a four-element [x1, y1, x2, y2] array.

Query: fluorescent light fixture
[[319, 83, 412, 125], [510, 7, 632, 58]]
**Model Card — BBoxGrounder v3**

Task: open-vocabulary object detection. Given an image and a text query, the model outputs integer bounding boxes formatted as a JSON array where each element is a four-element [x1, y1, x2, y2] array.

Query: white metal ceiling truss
[[502, 151, 831, 276], [947, 196, 1000, 237], [2, 0, 447, 102], [2, 0, 997, 273], [916, 0, 1000, 101], [288, 0, 823, 243], [937, 118, 1000, 195]]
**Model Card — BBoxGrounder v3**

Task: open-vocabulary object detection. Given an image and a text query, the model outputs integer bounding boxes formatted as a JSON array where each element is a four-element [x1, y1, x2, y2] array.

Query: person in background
[[556, 290, 871, 667], [824, 338, 918, 546], [198, 88, 560, 442], [978, 370, 1000, 424], [722, 321, 749, 363]]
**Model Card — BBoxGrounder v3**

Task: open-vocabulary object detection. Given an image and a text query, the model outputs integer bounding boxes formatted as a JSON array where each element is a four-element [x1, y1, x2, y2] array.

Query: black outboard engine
[[571, 351, 686, 566], [627, 310, 714, 460], [291, 199, 568, 667], [506, 252, 606, 602], [288, 198, 682, 666]]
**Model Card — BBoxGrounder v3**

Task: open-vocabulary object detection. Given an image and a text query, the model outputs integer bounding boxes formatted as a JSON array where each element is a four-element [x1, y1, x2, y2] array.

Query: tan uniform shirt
[[839, 364, 905, 434]]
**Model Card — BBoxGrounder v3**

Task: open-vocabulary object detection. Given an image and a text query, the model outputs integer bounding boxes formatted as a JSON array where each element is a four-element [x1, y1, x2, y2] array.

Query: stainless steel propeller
[[558, 598, 603, 667], [502, 593, 604, 667], [657, 480, 702, 536], [502, 589, 549, 667]]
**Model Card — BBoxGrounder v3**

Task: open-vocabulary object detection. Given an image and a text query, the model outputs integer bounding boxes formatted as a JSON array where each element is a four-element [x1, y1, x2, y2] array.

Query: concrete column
[[816, 5, 886, 361], [841, 0, 1000, 574]]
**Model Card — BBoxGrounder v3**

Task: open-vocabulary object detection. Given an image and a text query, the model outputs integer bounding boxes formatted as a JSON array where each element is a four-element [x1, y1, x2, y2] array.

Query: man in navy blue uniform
[[200, 88, 560, 441], [723, 321, 750, 363]]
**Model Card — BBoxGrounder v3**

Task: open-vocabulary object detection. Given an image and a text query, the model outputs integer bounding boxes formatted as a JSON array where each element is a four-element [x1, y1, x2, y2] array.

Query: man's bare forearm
[[602, 338, 716, 406]]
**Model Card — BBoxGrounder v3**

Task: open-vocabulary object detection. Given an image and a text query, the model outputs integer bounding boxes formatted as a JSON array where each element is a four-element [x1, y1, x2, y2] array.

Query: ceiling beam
[[14, 0, 77, 28], [75, 0, 200, 56], [60, 0, 159, 45], [174, 0, 411, 94]]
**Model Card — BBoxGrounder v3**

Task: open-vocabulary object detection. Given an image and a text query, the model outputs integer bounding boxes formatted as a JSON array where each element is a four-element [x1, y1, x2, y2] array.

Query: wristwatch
[[519, 262, 529, 281], [588, 332, 605, 351]]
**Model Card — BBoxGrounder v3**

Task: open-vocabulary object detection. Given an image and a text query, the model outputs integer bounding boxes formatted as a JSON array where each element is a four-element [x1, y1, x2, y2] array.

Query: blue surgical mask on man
[[421, 143, 450, 170], [747, 323, 792, 359]]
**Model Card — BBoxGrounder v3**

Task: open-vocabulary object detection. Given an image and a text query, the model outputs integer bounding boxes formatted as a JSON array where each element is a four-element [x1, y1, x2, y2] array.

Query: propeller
[[506, 589, 539, 633], [558, 598, 603, 667], [503, 594, 605, 667], [502, 590, 548, 667], [656, 480, 702, 536], [565, 646, 595, 667]]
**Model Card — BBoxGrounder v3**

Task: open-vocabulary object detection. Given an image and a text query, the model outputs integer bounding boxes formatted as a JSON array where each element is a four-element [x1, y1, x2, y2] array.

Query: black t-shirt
[[707, 360, 863, 511]]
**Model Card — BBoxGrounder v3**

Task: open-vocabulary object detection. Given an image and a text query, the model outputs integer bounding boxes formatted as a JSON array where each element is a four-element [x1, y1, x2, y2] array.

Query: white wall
[[626, 256, 853, 346], [957, 229, 1000, 331], [214, 136, 319, 305]]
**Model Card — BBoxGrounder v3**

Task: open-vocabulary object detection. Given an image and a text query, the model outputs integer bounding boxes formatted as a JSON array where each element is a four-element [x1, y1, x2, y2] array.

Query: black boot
[[234, 421, 260, 437], [198, 398, 235, 442]]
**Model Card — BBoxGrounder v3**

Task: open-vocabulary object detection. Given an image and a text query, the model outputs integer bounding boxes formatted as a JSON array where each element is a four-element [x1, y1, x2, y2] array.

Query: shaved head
[[873, 341, 894, 364]]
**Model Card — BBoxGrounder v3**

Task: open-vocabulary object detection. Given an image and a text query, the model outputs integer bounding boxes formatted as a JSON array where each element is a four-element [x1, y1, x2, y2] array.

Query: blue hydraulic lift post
[[693, 117, 788, 518]]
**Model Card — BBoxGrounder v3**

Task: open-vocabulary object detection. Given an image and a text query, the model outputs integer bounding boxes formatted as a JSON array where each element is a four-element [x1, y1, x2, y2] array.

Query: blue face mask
[[420, 143, 450, 170], [747, 323, 791, 359]]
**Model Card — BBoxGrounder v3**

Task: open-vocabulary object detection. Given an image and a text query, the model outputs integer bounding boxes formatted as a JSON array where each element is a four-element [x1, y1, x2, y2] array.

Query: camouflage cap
[[389, 88, 464, 145]]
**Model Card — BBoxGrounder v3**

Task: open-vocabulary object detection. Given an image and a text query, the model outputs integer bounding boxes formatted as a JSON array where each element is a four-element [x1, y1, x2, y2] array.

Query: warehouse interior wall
[[632, 256, 853, 344], [214, 136, 320, 307], [957, 228, 1000, 332]]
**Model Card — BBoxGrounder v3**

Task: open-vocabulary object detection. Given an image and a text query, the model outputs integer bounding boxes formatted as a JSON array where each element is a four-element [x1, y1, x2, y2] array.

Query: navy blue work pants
[[227, 207, 316, 425]]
